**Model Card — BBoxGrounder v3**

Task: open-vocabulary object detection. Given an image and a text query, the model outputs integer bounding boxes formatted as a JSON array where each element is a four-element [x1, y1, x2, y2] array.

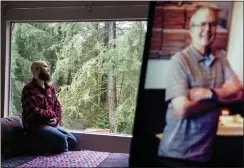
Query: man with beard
[[157, 7, 243, 167], [21, 61, 77, 154]]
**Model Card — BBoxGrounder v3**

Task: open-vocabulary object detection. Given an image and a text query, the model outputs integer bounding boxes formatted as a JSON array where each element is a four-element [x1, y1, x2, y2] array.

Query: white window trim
[[1, 2, 149, 153], [4, 22, 11, 117]]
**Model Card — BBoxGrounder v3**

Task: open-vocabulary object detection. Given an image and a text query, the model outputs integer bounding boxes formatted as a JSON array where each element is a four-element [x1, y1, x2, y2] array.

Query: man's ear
[[36, 67, 41, 74]]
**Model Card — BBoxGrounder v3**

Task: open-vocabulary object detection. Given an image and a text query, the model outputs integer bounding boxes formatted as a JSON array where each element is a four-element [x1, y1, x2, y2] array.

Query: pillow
[[1, 116, 26, 159]]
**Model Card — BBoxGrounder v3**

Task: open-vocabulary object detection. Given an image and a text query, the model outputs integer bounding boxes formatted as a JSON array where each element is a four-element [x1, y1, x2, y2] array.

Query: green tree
[[10, 21, 147, 134]]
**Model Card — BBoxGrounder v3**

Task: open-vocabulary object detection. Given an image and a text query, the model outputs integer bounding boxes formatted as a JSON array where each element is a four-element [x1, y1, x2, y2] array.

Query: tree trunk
[[93, 23, 100, 107], [107, 22, 117, 132], [67, 69, 72, 85], [101, 22, 109, 102]]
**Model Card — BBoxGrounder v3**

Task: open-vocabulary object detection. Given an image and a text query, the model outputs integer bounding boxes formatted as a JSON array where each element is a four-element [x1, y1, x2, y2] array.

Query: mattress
[[2, 150, 129, 167]]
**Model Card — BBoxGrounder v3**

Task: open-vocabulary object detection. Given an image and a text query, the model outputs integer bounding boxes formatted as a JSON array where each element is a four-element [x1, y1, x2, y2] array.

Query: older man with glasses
[[157, 7, 243, 167]]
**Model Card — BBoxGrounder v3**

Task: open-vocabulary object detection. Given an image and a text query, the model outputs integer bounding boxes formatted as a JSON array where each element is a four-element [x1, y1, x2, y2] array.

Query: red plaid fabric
[[21, 78, 62, 133]]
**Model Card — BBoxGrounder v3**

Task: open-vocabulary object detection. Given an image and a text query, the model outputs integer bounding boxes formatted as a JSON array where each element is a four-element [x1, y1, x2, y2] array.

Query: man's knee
[[68, 135, 77, 150], [54, 134, 68, 152]]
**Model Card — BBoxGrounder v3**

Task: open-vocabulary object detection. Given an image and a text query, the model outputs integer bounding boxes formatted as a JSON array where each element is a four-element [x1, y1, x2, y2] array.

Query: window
[[9, 21, 147, 135]]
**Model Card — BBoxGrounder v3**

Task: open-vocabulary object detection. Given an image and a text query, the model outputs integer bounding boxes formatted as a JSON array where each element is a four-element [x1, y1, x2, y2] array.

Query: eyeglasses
[[191, 21, 218, 29]]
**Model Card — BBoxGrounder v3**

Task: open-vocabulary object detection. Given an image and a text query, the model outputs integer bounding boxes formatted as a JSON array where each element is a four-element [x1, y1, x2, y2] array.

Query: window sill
[[66, 129, 132, 138]]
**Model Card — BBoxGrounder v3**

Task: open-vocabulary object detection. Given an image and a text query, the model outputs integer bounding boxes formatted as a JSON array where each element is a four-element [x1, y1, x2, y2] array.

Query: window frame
[[1, 1, 149, 153]]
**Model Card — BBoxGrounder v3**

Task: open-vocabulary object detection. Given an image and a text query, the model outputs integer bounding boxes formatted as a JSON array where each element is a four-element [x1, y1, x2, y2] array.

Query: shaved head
[[31, 60, 51, 83], [31, 61, 48, 75]]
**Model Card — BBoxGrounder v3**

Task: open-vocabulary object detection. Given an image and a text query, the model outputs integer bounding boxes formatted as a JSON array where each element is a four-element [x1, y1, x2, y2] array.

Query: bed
[[1, 116, 129, 167], [2, 150, 129, 167]]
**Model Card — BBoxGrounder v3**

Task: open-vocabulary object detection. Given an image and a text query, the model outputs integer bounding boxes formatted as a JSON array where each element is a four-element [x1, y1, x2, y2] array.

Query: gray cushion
[[1, 116, 26, 159]]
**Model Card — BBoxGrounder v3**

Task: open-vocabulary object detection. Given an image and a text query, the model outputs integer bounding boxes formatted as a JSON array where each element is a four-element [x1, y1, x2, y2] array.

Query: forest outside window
[[9, 21, 147, 135]]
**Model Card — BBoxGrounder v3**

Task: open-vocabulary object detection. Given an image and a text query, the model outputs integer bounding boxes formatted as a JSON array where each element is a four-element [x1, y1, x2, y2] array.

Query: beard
[[38, 68, 51, 83]]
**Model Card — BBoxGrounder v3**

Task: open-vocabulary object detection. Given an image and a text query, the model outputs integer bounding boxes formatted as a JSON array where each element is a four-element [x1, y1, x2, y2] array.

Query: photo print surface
[[130, 1, 243, 167]]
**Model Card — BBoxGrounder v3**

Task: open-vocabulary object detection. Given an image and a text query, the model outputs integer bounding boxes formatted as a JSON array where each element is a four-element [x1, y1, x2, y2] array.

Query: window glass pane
[[10, 21, 147, 134]]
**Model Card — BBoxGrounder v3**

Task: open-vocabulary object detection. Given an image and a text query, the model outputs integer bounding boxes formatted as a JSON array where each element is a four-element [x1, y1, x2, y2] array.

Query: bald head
[[31, 61, 48, 75], [31, 61, 51, 82]]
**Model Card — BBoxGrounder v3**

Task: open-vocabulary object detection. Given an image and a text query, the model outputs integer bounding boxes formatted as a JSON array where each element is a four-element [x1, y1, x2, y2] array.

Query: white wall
[[145, 60, 170, 89], [227, 2, 243, 85]]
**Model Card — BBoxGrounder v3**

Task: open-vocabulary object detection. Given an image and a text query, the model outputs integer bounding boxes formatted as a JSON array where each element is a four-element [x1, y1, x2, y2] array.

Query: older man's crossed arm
[[168, 56, 243, 120]]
